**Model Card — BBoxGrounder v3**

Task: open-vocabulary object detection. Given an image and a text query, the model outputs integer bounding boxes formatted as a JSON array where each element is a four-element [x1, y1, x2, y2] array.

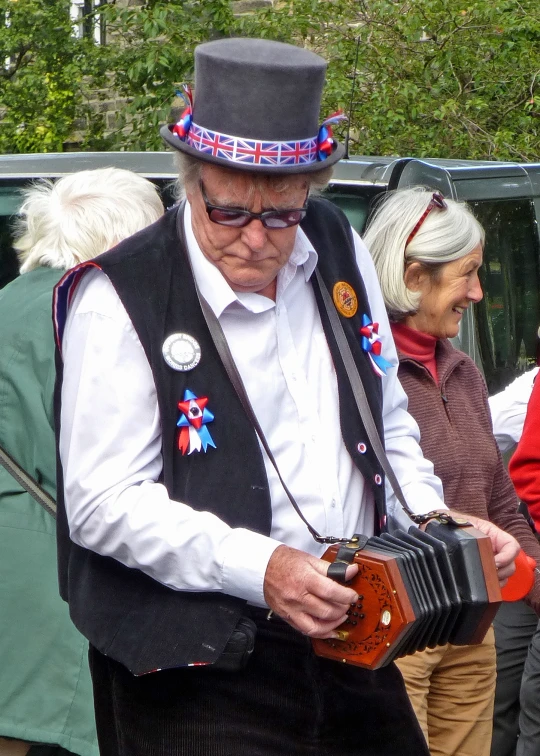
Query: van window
[[472, 198, 540, 394], [0, 179, 177, 292], [0, 187, 22, 290], [323, 186, 381, 235]]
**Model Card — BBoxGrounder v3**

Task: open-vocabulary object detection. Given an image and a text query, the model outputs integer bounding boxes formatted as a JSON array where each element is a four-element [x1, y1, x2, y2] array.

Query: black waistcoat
[[54, 197, 386, 675]]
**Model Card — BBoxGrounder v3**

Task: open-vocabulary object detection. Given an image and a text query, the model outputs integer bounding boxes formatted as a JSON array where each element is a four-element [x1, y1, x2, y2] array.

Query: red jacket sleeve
[[509, 373, 540, 531]]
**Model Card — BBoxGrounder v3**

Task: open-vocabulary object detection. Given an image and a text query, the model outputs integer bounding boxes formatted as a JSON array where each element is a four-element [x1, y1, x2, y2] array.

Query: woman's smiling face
[[404, 243, 484, 339]]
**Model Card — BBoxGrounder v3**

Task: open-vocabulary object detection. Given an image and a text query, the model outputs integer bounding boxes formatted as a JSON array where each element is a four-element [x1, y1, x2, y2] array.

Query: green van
[[2, 152, 540, 393]]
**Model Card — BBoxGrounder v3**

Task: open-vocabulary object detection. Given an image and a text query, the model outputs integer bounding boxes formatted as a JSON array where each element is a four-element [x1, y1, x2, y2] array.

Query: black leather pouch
[[212, 615, 257, 672]]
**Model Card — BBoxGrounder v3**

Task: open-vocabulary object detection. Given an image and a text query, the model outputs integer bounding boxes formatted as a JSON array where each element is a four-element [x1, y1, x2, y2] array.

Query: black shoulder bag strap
[[312, 267, 459, 528], [0, 444, 57, 518]]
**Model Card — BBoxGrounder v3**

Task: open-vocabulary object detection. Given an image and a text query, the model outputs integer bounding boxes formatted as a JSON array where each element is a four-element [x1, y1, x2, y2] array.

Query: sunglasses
[[199, 182, 308, 229], [405, 192, 448, 248]]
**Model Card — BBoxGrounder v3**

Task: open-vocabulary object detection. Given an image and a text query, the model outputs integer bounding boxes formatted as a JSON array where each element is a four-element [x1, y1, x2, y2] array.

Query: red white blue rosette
[[359, 315, 393, 377], [177, 389, 216, 455]]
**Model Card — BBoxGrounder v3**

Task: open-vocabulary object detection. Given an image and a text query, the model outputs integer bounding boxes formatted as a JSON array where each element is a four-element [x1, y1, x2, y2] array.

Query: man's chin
[[227, 273, 276, 295]]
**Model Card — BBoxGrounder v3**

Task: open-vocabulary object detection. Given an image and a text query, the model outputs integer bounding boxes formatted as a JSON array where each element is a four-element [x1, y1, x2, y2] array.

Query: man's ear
[[404, 262, 427, 293], [185, 183, 196, 204]]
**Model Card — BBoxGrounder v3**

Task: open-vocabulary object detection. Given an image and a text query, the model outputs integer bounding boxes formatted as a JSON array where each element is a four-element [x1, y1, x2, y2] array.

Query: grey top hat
[[160, 37, 345, 174]]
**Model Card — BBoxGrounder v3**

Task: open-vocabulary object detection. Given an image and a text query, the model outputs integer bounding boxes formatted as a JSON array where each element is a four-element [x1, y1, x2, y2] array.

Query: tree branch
[[0, 45, 31, 80]]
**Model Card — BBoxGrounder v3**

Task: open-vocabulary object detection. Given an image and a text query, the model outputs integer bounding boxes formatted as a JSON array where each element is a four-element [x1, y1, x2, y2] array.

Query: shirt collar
[[183, 200, 318, 319]]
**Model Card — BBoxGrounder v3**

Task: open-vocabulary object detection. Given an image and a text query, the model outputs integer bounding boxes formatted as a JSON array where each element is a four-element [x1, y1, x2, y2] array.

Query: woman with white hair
[[364, 187, 540, 756], [0, 168, 163, 756]]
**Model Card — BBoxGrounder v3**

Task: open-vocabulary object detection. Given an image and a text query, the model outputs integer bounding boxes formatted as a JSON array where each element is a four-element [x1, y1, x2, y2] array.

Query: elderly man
[[54, 38, 518, 756]]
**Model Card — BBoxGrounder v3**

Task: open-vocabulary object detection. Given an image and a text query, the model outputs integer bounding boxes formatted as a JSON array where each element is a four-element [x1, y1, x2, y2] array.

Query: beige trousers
[[395, 626, 496, 756]]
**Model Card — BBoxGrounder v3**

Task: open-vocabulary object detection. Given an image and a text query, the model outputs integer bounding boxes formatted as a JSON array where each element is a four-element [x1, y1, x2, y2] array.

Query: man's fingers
[[447, 510, 520, 578], [289, 611, 350, 639], [263, 545, 360, 636], [307, 560, 358, 604], [494, 539, 519, 571], [295, 592, 354, 623], [496, 561, 516, 583]]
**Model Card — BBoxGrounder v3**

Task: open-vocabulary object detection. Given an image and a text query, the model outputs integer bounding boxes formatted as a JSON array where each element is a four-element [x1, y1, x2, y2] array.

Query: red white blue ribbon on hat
[[317, 110, 347, 161], [172, 85, 193, 140], [359, 315, 393, 377], [177, 389, 216, 455], [170, 87, 345, 166]]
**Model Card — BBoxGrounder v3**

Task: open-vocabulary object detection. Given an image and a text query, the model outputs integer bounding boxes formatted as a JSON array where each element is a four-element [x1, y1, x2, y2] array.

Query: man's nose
[[241, 218, 268, 249]]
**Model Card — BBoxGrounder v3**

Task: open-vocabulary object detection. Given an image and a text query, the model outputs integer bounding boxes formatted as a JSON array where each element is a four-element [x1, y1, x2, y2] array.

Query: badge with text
[[359, 314, 393, 377], [162, 333, 201, 372], [332, 281, 358, 318], [177, 389, 216, 455]]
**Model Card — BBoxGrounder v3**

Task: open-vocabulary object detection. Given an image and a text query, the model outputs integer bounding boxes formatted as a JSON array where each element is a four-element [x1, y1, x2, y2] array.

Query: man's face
[[186, 165, 309, 299]]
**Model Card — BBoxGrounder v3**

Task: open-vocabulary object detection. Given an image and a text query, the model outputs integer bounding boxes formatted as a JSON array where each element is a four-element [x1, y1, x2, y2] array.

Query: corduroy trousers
[[89, 609, 429, 756]]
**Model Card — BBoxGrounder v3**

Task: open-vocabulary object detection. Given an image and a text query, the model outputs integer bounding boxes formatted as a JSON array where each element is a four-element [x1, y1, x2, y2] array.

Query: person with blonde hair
[[0, 167, 163, 756], [364, 186, 540, 756]]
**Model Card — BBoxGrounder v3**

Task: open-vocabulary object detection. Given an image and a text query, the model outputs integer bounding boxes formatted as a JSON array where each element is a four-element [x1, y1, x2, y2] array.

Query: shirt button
[[374, 474, 383, 486], [357, 442, 367, 454], [331, 498, 336, 508]]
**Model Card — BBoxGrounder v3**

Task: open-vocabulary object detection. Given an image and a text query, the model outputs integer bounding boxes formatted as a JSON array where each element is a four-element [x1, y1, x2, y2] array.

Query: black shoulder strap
[[0, 444, 57, 517], [313, 267, 463, 529]]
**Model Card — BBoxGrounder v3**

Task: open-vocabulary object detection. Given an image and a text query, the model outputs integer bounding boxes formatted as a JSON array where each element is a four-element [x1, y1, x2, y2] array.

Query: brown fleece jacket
[[396, 336, 540, 615]]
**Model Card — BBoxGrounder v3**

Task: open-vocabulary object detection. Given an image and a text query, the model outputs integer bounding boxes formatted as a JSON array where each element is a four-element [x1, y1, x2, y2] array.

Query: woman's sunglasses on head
[[405, 192, 448, 248]]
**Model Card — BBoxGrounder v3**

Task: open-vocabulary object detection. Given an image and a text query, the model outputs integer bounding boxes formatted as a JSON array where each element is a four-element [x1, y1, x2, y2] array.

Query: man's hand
[[263, 544, 359, 638], [446, 510, 520, 586]]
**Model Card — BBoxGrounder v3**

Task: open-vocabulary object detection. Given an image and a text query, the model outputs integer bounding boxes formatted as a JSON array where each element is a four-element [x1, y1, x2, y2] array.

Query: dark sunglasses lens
[[263, 209, 307, 229], [208, 208, 251, 227]]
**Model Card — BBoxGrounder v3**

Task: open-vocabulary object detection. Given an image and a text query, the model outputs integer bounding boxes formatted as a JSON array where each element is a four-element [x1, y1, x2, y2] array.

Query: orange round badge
[[332, 281, 358, 318]]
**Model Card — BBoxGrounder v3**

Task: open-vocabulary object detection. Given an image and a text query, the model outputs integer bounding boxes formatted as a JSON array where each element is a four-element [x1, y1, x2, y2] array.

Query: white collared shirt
[[59, 202, 444, 607], [489, 367, 539, 453]]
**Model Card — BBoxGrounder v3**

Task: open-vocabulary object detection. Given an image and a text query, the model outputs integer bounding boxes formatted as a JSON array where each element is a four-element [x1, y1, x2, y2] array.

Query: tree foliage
[[99, 0, 238, 150], [236, 0, 540, 161], [1, 0, 539, 159], [0, 0, 106, 153]]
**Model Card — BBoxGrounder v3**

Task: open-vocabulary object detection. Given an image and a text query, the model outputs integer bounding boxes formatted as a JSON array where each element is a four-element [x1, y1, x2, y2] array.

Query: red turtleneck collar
[[391, 321, 439, 384]]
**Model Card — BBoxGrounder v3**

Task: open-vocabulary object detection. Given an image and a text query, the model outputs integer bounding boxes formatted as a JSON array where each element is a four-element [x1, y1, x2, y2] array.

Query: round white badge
[[162, 333, 201, 372]]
